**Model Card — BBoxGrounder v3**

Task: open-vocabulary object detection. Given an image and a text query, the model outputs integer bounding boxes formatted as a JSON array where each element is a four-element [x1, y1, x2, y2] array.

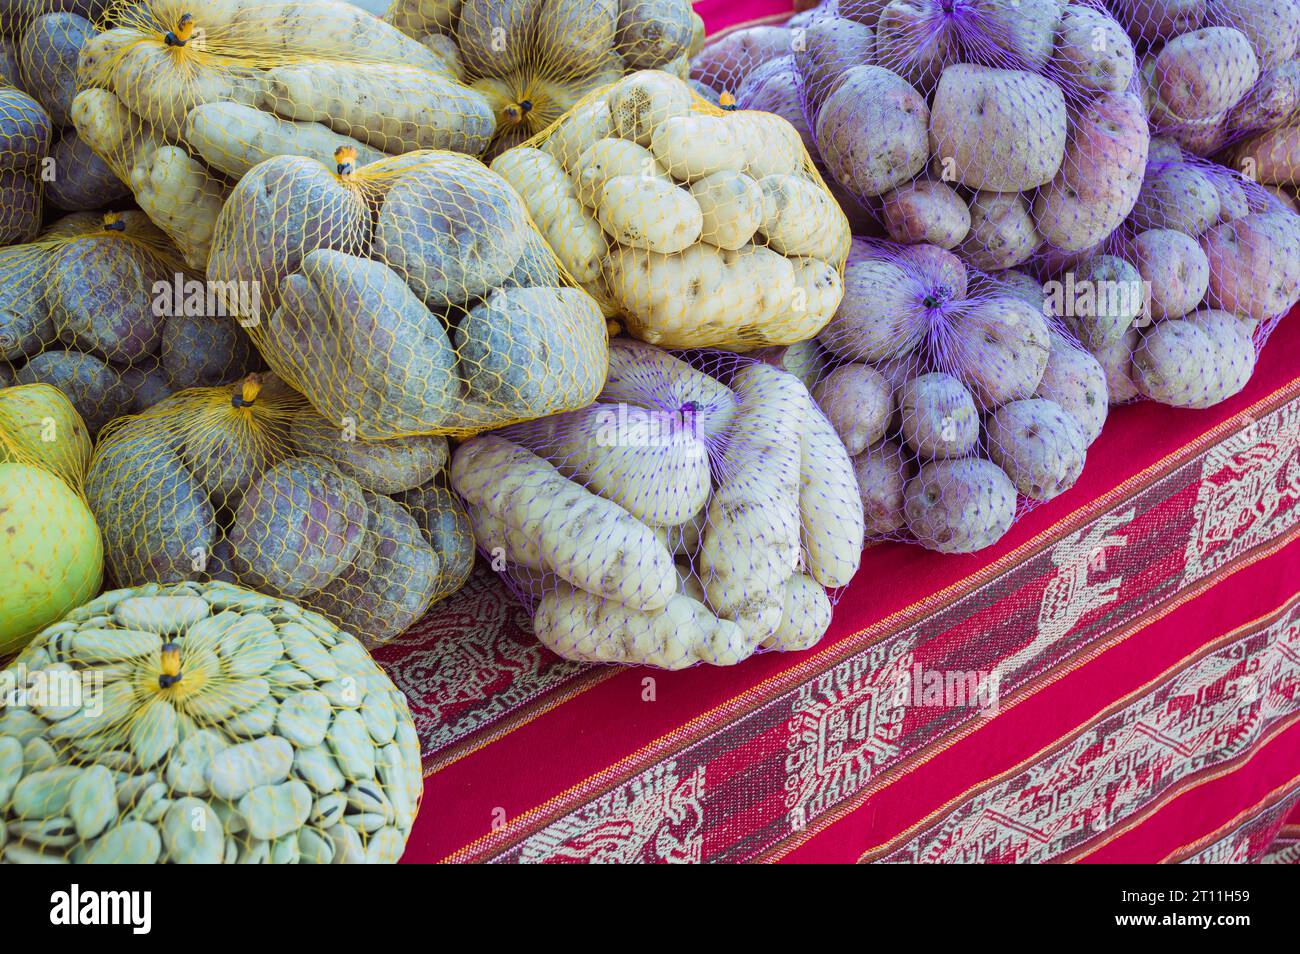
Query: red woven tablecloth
[[374, 2, 1300, 862]]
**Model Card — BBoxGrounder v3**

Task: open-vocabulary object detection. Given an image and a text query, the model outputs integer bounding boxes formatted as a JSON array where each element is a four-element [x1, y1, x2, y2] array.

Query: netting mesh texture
[[0, 80, 51, 244], [0, 382, 102, 656], [691, 1, 1300, 270], [65, 0, 498, 267], [0, 582, 423, 863], [0, 210, 256, 436], [207, 148, 609, 440], [804, 240, 1103, 553], [84, 373, 476, 647], [385, 0, 705, 159], [451, 340, 864, 669], [499, 68, 852, 351], [1040, 146, 1300, 409], [10, 6, 129, 213]]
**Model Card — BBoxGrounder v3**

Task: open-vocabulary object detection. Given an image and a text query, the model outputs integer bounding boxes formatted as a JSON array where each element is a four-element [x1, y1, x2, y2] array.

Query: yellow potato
[[541, 96, 613, 171], [650, 113, 744, 182], [759, 173, 850, 260], [225, 1, 446, 69], [573, 137, 664, 208], [263, 62, 494, 155], [714, 244, 800, 336], [607, 70, 693, 145], [605, 242, 729, 344], [489, 146, 606, 282], [730, 110, 803, 179], [780, 258, 844, 341], [92, 30, 266, 142], [185, 102, 388, 180], [598, 175, 703, 253], [689, 170, 763, 250], [69, 88, 135, 161], [129, 144, 227, 269]]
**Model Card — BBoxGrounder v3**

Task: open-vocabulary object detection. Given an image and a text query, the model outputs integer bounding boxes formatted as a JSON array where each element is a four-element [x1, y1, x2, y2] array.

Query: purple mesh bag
[[778, 1, 1154, 266], [1027, 146, 1300, 409], [450, 341, 864, 669], [797, 239, 1106, 554]]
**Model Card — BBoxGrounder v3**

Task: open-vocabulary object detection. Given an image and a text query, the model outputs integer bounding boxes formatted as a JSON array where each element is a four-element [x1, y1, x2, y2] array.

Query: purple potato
[[305, 491, 441, 645], [0, 169, 41, 244], [15, 349, 133, 435], [160, 312, 255, 390], [86, 433, 217, 585], [0, 87, 51, 170], [120, 356, 175, 412], [395, 478, 475, 600], [45, 130, 130, 211], [289, 408, 448, 494], [229, 456, 368, 598], [52, 236, 170, 364], [18, 13, 95, 127]]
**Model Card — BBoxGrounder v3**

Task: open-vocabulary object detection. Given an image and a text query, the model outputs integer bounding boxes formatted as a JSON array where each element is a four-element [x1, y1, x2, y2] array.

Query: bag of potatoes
[[1042, 145, 1300, 410], [0, 580, 423, 863], [67, 0, 496, 267], [385, 0, 706, 159], [492, 68, 852, 351], [84, 373, 476, 647], [0, 382, 103, 655], [207, 147, 609, 439], [451, 340, 865, 669], [785, 2, 1152, 265], [0, 210, 258, 437], [804, 240, 1105, 554]]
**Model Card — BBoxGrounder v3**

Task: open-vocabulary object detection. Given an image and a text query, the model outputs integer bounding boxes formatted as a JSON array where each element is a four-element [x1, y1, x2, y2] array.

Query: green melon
[[0, 462, 103, 653]]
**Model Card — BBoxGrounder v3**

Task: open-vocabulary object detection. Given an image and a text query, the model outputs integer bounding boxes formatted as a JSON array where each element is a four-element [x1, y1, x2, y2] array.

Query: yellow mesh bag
[[0, 209, 257, 436], [206, 147, 610, 440], [0, 382, 102, 655], [384, 0, 705, 159], [0, 581, 423, 863], [497, 69, 852, 351], [68, 0, 497, 268], [85, 372, 476, 646], [0, 80, 51, 244]]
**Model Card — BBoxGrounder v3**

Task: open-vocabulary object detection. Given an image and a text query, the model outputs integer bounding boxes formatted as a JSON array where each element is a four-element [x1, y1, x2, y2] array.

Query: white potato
[[598, 174, 703, 253], [573, 137, 663, 208], [452, 435, 677, 611], [798, 386, 866, 589], [689, 170, 763, 250], [650, 113, 744, 182], [759, 173, 850, 260], [761, 574, 833, 652], [535, 583, 752, 669], [700, 363, 803, 641]]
